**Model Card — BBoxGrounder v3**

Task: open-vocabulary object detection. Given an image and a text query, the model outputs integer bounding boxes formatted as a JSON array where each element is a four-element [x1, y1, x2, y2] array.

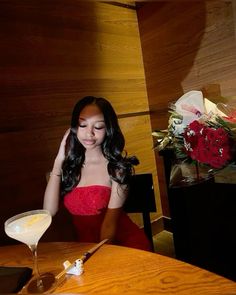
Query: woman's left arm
[[100, 180, 127, 242], [100, 207, 122, 242]]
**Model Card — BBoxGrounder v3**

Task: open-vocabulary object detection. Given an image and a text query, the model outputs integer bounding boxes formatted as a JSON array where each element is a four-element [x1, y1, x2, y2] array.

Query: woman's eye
[[94, 126, 105, 130], [79, 124, 86, 128]]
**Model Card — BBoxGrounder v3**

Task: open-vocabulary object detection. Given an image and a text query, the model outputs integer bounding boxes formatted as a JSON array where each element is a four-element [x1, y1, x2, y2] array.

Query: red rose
[[183, 120, 232, 169]]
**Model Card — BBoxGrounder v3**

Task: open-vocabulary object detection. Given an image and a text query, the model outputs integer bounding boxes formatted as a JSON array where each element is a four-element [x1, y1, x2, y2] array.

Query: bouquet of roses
[[183, 120, 232, 169], [153, 91, 236, 186]]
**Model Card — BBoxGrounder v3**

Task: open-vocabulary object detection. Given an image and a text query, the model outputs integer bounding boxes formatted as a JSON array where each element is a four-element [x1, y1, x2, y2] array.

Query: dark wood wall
[[137, 0, 236, 217], [0, 1, 160, 245]]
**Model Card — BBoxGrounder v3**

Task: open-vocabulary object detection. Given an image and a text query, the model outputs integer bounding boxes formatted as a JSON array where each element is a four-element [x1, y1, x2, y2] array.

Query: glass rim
[[4, 209, 51, 227]]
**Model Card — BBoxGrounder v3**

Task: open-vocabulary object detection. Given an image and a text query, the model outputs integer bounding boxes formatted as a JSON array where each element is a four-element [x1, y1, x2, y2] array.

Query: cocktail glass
[[4, 209, 55, 293]]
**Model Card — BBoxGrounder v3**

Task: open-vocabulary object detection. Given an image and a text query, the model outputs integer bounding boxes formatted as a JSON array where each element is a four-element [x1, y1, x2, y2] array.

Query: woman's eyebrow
[[79, 117, 105, 123]]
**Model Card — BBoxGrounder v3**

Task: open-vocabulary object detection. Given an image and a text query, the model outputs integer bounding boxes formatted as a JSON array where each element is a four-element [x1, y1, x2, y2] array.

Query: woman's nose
[[86, 127, 94, 137]]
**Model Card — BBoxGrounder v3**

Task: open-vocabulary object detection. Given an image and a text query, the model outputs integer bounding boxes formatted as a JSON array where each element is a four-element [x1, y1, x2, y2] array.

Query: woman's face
[[77, 104, 106, 150]]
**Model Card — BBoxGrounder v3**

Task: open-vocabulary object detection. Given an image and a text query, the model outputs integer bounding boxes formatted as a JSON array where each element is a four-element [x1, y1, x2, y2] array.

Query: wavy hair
[[61, 96, 139, 196]]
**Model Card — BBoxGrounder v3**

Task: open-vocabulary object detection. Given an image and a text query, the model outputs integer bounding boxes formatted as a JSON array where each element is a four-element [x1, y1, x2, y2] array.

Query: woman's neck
[[80, 148, 110, 187], [84, 148, 105, 164]]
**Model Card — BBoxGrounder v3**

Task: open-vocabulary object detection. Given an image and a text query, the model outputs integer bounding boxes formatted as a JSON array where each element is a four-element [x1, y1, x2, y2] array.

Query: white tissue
[[170, 91, 205, 135], [63, 259, 84, 275]]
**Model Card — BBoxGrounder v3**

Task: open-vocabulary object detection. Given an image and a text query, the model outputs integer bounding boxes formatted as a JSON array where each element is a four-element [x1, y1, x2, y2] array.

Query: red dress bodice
[[63, 185, 151, 251], [64, 185, 111, 215]]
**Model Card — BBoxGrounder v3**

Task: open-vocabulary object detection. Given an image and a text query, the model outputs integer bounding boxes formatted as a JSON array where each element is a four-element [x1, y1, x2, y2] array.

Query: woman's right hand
[[44, 129, 70, 216], [53, 129, 71, 169]]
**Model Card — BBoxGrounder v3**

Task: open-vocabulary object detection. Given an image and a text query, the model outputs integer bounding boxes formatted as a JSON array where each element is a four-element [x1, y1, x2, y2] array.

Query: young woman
[[43, 96, 151, 251]]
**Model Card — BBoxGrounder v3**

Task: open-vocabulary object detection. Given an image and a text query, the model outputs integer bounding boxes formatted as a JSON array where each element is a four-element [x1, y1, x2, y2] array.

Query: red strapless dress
[[64, 185, 151, 251]]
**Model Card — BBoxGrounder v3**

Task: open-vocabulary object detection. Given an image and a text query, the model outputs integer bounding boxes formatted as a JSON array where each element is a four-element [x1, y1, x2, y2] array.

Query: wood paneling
[[137, 1, 236, 217], [0, 1, 160, 244], [120, 115, 161, 226]]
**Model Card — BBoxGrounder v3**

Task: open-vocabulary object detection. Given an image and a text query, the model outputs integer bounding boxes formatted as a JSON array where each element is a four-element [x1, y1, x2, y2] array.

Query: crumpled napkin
[[175, 90, 205, 117], [171, 90, 205, 135], [0, 266, 32, 293]]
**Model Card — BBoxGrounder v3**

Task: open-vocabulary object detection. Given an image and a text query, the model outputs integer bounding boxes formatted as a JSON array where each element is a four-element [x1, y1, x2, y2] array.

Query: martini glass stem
[[29, 244, 43, 289]]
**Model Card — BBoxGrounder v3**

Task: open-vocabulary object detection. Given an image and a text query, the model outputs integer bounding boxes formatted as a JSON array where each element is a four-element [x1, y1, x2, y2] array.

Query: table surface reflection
[[1, 242, 236, 294]]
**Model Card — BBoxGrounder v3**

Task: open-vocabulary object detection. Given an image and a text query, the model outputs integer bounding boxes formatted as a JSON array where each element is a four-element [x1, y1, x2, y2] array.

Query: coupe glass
[[4, 209, 56, 293]]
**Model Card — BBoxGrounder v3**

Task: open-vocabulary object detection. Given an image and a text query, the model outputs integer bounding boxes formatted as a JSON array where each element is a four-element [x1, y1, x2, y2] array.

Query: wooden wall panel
[[0, 1, 160, 244], [181, 1, 236, 96], [120, 115, 160, 226], [137, 0, 236, 217]]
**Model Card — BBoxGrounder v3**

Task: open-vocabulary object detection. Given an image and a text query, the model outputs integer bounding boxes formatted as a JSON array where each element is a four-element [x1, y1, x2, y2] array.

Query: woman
[[44, 96, 151, 251]]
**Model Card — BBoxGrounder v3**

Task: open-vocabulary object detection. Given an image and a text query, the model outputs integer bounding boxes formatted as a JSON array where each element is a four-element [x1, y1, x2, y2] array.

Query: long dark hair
[[61, 96, 139, 196]]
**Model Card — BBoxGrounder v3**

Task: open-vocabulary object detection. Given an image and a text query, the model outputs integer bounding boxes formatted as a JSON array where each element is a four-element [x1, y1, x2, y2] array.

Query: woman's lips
[[83, 139, 95, 145]]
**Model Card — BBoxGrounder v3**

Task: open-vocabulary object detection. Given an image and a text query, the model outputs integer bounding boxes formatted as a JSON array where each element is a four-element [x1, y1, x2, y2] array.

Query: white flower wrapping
[[168, 90, 228, 136]]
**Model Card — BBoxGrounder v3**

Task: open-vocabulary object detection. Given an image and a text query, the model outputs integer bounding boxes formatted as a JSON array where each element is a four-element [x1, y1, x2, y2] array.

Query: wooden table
[[0, 242, 236, 294]]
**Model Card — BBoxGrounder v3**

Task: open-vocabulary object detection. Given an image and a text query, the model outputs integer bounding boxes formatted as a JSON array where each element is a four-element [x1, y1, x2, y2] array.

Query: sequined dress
[[64, 185, 151, 251]]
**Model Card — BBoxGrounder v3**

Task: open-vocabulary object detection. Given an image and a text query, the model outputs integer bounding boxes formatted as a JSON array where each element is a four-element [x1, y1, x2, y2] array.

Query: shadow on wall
[[137, 1, 207, 127], [137, 1, 206, 217]]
